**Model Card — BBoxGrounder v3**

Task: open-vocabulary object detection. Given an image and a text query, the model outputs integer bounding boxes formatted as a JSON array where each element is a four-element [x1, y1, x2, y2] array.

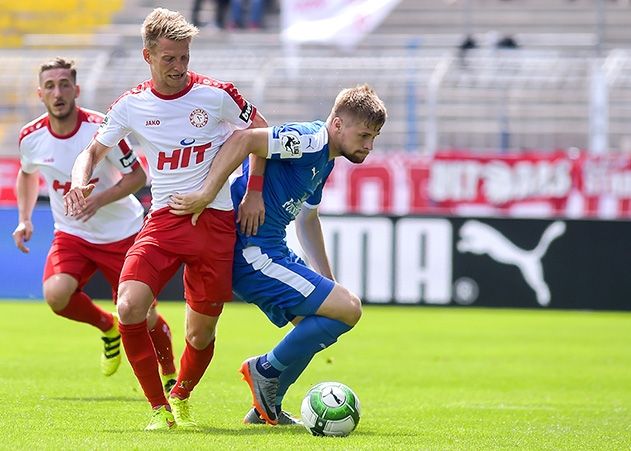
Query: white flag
[[281, 0, 402, 50]]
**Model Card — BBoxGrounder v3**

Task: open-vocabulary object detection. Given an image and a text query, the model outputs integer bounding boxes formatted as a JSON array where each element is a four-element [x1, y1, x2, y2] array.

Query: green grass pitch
[[1, 301, 630, 450]]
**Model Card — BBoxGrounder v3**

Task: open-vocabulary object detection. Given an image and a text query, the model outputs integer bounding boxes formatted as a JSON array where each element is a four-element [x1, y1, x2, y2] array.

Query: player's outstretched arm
[[73, 163, 147, 222], [12, 169, 40, 253], [295, 206, 335, 281], [64, 138, 111, 216], [169, 128, 269, 225]]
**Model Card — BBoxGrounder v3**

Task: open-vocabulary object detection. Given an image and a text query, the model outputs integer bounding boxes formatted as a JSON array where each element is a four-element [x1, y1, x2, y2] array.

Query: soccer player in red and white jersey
[[13, 58, 177, 387], [64, 9, 268, 431]]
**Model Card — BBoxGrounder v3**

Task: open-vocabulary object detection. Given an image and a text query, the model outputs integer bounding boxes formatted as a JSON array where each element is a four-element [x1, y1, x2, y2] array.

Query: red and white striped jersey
[[19, 107, 144, 244], [96, 71, 256, 212]]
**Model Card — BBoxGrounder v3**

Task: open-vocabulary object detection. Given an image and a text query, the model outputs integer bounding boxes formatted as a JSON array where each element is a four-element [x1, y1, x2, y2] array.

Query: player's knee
[[186, 328, 215, 350], [116, 282, 155, 324], [116, 291, 144, 324], [117, 299, 147, 325], [334, 289, 362, 326], [344, 292, 363, 326], [43, 283, 72, 312], [116, 298, 132, 323]]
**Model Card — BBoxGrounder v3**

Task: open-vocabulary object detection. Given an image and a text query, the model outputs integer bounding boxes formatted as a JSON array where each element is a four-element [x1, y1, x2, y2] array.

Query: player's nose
[[173, 60, 187, 73]]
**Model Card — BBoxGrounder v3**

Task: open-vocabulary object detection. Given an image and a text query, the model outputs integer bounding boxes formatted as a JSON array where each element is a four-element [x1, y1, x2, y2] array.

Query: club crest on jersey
[[189, 108, 208, 128], [280, 132, 302, 159]]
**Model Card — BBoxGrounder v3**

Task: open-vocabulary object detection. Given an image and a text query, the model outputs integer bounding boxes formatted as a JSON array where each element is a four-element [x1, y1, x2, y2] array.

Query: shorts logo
[[280, 132, 302, 159], [239, 102, 253, 122], [145, 119, 161, 127], [189, 108, 209, 128]]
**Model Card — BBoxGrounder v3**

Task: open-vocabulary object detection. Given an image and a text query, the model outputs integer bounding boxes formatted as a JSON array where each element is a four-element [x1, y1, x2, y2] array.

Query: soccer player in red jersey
[[64, 8, 268, 430], [13, 58, 177, 386]]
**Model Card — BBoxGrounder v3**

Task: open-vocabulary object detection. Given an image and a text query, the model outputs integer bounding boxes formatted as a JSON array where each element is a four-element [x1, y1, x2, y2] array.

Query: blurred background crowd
[[3, 0, 631, 157]]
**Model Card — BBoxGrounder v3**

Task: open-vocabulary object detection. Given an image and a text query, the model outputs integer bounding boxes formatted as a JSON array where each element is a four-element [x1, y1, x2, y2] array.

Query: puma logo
[[457, 220, 566, 306]]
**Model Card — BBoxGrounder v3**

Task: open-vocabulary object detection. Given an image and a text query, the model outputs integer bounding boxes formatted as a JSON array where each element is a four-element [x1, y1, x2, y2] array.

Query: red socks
[[119, 320, 167, 408], [54, 291, 113, 332], [148, 315, 176, 375], [171, 339, 215, 400]]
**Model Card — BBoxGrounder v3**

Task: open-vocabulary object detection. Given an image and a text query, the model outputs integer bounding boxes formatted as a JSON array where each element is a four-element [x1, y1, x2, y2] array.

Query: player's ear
[[142, 48, 151, 64], [332, 116, 343, 133], [37, 86, 43, 102], [75, 84, 81, 99]]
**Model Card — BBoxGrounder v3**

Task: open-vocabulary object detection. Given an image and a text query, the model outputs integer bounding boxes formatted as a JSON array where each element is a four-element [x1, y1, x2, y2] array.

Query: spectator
[[192, 0, 229, 29], [230, 0, 265, 29], [496, 34, 519, 49]]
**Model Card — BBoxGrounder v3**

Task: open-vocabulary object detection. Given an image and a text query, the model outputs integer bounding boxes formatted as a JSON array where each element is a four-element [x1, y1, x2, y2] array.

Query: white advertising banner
[[280, 0, 402, 50]]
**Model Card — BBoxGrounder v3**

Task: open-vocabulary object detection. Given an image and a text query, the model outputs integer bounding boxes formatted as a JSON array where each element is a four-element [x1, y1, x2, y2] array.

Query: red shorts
[[44, 231, 136, 302], [120, 207, 236, 316]]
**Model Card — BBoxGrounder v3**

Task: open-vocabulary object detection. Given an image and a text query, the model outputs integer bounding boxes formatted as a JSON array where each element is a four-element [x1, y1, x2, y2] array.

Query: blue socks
[[260, 315, 352, 372], [255, 353, 282, 378], [275, 353, 314, 406], [253, 316, 353, 412]]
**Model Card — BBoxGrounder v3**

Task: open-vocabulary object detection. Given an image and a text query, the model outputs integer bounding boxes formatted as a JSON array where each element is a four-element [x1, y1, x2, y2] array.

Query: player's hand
[[12, 220, 33, 253], [73, 193, 103, 222], [168, 191, 210, 226], [63, 184, 95, 216], [237, 190, 265, 236]]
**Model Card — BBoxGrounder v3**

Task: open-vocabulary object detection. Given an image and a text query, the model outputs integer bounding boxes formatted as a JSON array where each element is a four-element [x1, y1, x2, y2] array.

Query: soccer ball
[[300, 382, 361, 437]]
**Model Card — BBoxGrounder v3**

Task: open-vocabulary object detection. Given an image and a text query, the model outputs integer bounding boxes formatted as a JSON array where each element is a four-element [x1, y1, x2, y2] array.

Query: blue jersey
[[231, 120, 335, 251]]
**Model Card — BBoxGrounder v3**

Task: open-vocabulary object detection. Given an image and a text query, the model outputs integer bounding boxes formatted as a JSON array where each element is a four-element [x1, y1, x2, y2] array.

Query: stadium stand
[[2, 0, 631, 155], [0, 0, 124, 47]]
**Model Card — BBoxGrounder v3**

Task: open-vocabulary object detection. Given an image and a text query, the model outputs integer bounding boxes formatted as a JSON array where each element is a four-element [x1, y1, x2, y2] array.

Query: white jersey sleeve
[[218, 82, 255, 129], [96, 93, 132, 149], [18, 113, 47, 174], [104, 137, 138, 173]]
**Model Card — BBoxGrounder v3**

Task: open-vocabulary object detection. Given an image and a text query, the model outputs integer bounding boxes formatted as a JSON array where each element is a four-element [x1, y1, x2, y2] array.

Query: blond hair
[[141, 8, 199, 51], [331, 84, 387, 130], [39, 57, 77, 83]]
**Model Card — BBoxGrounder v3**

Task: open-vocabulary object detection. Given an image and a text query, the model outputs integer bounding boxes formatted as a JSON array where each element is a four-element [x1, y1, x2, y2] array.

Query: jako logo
[[145, 119, 161, 126], [457, 220, 566, 306]]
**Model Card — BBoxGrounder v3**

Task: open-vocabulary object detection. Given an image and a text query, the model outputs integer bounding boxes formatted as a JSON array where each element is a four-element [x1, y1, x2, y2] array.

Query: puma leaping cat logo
[[457, 220, 566, 306]]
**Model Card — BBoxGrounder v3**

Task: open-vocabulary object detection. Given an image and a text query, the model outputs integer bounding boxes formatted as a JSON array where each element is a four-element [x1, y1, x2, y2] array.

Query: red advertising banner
[[3, 150, 631, 219], [0, 159, 47, 205], [318, 150, 631, 219]]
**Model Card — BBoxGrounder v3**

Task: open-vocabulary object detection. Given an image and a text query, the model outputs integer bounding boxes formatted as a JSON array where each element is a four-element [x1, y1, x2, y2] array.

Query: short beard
[[342, 150, 367, 164], [48, 105, 74, 121]]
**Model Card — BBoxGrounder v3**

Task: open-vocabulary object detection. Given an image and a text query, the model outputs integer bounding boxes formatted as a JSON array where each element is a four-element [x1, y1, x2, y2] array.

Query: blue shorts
[[232, 245, 335, 327]]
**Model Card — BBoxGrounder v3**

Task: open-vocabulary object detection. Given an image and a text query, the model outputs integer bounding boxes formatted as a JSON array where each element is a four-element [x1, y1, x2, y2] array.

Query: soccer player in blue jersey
[[168, 84, 387, 425]]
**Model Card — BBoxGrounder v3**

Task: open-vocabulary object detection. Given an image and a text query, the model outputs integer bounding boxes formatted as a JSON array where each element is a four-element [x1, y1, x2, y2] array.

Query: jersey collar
[[47, 108, 84, 140], [150, 72, 195, 100]]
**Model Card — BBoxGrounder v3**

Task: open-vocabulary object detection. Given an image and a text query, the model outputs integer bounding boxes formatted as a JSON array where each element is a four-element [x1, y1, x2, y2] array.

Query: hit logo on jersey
[[157, 143, 212, 170]]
